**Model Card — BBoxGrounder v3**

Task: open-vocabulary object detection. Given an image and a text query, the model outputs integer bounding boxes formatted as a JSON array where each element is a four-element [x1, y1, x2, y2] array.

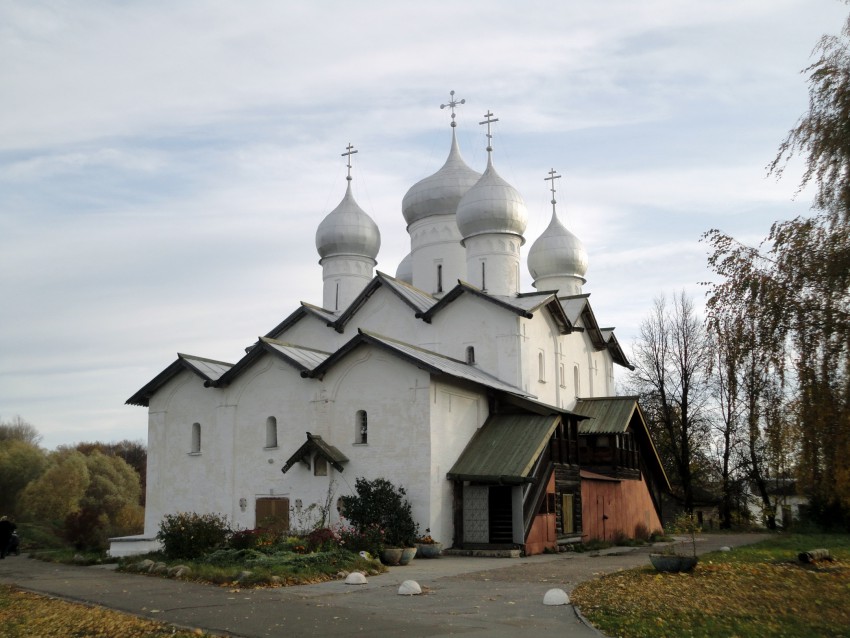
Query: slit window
[[190, 422, 201, 454], [265, 416, 278, 448], [466, 346, 475, 364], [437, 264, 443, 293], [355, 410, 368, 444]]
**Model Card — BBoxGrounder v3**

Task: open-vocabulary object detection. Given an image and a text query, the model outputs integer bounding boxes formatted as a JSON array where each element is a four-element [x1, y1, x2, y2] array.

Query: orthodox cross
[[440, 90, 466, 128], [341, 143, 358, 181], [545, 168, 562, 216], [479, 110, 499, 154]]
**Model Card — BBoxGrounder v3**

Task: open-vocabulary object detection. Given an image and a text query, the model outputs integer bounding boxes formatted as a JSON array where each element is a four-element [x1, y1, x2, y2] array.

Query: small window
[[466, 346, 475, 364], [190, 422, 201, 454], [559, 363, 566, 388], [334, 281, 340, 311], [355, 410, 368, 444], [538, 351, 545, 382], [437, 264, 443, 293], [574, 365, 580, 397], [265, 416, 278, 448], [481, 262, 486, 291]]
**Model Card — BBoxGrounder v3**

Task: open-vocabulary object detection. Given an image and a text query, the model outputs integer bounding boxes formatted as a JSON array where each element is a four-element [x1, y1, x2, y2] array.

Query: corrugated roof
[[180, 354, 233, 381], [126, 353, 233, 407], [447, 414, 560, 483], [359, 330, 534, 398], [574, 397, 637, 434], [301, 302, 339, 324], [377, 272, 438, 314]]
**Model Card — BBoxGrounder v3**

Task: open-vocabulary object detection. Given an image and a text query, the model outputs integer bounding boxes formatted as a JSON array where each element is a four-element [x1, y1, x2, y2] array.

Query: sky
[[1, 0, 845, 450]]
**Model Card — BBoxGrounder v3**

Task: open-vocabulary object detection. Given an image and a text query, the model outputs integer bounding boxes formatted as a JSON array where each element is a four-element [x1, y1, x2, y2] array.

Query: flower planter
[[415, 542, 443, 558], [649, 553, 698, 573], [380, 548, 404, 566], [399, 546, 417, 565]]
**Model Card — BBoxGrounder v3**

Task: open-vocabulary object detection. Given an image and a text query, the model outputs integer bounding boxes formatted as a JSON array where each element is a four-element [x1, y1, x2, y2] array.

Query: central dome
[[315, 183, 381, 260], [456, 159, 528, 242], [402, 131, 481, 226]]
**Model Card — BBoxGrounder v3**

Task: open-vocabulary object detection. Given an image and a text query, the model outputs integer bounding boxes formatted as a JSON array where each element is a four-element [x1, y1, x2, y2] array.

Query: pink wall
[[581, 475, 662, 541]]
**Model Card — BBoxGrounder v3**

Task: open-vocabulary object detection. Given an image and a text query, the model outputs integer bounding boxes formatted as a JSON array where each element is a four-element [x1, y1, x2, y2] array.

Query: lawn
[[571, 533, 850, 638], [0, 584, 211, 638]]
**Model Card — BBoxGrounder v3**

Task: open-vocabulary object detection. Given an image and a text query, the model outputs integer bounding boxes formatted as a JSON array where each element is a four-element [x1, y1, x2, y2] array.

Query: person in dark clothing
[[0, 517, 16, 559]]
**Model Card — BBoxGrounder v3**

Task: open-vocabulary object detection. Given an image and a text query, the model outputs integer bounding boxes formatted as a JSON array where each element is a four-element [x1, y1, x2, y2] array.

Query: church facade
[[115, 97, 668, 557]]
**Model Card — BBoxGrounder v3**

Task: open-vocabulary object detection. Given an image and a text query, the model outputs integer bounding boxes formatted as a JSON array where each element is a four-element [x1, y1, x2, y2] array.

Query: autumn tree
[[0, 415, 42, 446], [704, 13, 850, 527], [629, 292, 713, 512], [0, 438, 47, 516]]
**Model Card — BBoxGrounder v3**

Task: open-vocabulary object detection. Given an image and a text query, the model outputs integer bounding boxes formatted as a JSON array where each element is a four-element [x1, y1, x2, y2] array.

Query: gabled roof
[[216, 338, 332, 386], [447, 414, 561, 484], [600, 328, 633, 370], [574, 396, 671, 491], [281, 432, 349, 474], [559, 294, 607, 350], [126, 353, 233, 407], [306, 328, 535, 398]]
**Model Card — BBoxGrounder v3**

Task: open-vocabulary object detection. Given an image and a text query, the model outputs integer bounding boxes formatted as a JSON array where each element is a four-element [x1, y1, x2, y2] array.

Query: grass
[[0, 584, 211, 638], [571, 533, 850, 638]]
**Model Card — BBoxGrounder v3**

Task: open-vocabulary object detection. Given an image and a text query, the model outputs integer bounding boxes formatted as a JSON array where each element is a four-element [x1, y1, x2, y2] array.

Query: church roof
[[447, 414, 561, 484], [125, 353, 233, 407], [216, 338, 332, 386], [334, 272, 437, 331], [306, 329, 534, 398], [559, 294, 608, 350], [600, 328, 633, 370]]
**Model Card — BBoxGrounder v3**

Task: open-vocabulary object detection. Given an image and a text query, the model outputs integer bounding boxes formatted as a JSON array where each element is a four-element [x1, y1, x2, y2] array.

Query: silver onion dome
[[527, 211, 588, 281], [402, 130, 481, 226], [395, 252, 413, 283], [316, 182, 381, 260], [456, 158, 528, 242]]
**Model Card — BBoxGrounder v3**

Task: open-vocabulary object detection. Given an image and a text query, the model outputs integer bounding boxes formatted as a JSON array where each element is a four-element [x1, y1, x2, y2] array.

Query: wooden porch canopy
[[447, 414, 561, 484], [281, 432, 349, 474]]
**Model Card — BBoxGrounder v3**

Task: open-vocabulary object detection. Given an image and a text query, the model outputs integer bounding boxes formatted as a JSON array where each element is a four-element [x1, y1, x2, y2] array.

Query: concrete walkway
[[0, 533, 767, 637]]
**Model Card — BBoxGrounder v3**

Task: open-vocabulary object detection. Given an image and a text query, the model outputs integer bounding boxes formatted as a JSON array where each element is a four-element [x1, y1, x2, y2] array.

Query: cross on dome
[[342, 143, 358, 181], [440, 90, 466, 128], [545, 168, 562, 217], [479, 110, 499, 156]]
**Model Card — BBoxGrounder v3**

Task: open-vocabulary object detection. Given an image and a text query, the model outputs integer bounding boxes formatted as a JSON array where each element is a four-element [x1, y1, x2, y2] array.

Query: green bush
[[64, 506, 109, 551], [339, 477, 418, 548], [156, 512, 232, 560]]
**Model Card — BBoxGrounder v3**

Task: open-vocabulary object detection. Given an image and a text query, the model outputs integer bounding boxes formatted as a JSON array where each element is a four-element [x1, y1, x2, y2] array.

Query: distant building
[[113, 96, 669, 557]]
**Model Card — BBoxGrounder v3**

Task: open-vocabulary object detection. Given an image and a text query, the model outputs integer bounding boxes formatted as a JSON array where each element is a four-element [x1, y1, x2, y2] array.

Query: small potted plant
[[649, 512, 699, 573], [414, 530, 443, 558]]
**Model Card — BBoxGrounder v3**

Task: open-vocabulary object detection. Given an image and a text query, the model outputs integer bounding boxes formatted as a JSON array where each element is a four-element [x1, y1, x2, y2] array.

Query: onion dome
[[456, 156, 528, 242], [395, 252, 413, 283], [527, 210, 588, 282], [315, 182, 381, 260], [402, 130, 482, 226]]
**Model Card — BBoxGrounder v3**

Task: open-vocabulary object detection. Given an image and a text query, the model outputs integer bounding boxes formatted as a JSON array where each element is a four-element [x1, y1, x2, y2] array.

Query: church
[[113, 95, 669, 557]]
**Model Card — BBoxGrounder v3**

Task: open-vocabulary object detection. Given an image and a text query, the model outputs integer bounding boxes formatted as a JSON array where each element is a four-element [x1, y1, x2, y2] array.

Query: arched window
[[574, 365, 580, 398], [265, 416, 278, 448], [437, 264, 443, 293], [355, 410, 368, 444], [466, 345, 475, 364], [190, 422, 201, 454], [559, 363, 566, 388], [538, 351, 545, 382]]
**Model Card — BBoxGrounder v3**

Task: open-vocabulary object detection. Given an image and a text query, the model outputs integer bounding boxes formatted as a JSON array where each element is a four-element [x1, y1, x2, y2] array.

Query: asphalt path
[[0, 533, 768, 637]]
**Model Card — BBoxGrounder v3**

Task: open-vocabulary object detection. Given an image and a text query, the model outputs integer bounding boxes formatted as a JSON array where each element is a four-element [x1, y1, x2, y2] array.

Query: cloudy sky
[[1, 0, 844, 450]]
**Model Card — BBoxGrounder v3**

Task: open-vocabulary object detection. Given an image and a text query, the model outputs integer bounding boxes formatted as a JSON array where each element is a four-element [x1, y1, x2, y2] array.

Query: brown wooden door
[[255, 497, 290, 531]]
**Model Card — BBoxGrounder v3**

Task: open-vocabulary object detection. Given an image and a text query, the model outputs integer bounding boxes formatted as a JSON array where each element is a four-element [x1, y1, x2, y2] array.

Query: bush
[[339, 477, 418, 548], [306, 527, 336, 552], [64, 507, 109, 551], [156, 512, 232, 560]]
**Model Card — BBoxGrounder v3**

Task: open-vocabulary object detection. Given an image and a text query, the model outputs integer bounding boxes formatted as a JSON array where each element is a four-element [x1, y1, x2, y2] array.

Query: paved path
[[0, 533, 767, 637]]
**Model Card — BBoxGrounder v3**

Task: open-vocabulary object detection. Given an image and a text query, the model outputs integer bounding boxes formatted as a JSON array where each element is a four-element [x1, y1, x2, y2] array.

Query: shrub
[[64, 506, 109, 551], [334, 523, 385, 556], [156, 512, 232, 559], [339, 477, 418, 548], [306, 527, 337, 552]]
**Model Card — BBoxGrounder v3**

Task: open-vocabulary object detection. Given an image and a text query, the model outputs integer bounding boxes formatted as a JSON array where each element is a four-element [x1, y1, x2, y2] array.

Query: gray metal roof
[[260, 338, 332, 371], [491, 292, 556, 314], [282, 432, 349, 474], [301, 302, 338, 324], [560, 295, 590, 324], [377, 272, 438, 314], [360, 330, 534, 398], [447, 414, 560, 483], [180, 354, 233, 381]]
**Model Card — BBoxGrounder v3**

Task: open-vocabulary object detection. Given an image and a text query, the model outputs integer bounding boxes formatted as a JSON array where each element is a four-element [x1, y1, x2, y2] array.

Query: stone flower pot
[[649, 553, 698, 573], [380, 548, 404, 566], [415, 542, 443, 558], [399, 546, 417, 565]]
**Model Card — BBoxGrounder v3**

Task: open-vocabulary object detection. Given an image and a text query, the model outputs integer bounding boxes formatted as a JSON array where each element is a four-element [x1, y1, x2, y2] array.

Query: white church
[[115, 95, 668, 558]]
